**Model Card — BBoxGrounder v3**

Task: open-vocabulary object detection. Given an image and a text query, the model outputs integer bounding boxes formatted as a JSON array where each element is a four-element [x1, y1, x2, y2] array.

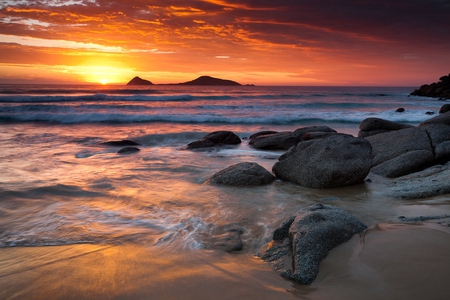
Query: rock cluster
[[259, 204, 367, 284], [410, 73, 450, 99]]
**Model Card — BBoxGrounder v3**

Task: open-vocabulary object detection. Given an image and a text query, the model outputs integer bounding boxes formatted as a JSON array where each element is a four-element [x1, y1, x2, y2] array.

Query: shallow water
[[1, 85, 450, 299]]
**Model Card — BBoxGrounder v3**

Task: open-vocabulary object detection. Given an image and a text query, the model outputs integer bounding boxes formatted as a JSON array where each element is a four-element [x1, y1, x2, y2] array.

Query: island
[[410, 73, 450, 99], [126, 75, 243, 86], [126, 76, 153, 85]]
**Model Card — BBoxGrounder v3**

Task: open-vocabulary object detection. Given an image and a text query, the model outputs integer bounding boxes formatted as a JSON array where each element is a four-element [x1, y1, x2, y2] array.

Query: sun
[[100, 78, 108, 85]]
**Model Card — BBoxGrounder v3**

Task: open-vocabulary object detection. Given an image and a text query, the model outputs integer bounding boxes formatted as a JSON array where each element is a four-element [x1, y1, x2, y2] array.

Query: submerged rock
[[259, 204, 367, 284], [102, 139, 141, 146], [272, 135, 372, 188], [205, 224, 245, 252], [206, 162, 275, 186], [187, 131, 241, 149], [117, 147, 140, 154]]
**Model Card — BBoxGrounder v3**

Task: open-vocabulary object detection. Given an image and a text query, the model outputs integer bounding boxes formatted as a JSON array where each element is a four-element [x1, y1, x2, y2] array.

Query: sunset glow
[[0, 0, 449, 86]]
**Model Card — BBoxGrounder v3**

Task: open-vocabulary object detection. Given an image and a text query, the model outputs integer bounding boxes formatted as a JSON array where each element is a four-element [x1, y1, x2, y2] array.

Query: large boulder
[[370, 150, 434, 178], [439, 104, 450, 114], [187, 131, 241, 149], [366, 127, 433, 167], [384, 162, 450, 199], [272, 135, 372, 188], [206, 162, 275, 186], [358, 118, 413, 138], [259, 204, 367, 284], [249, 126, 337, 150]]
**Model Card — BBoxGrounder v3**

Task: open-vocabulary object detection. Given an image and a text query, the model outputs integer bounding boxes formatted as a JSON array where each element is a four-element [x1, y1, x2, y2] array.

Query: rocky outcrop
[[358, 117, 413, 138], [126, 76, 153, 85], [206, 162, 275, 186], [410, 73, 450, 99], [384, 162, 450, 199], [272, 135, 372, 188], [259, 204, 367, 284], [249, 126, 339, 150], [439, 104, 450, 114], [179, 76, 241, 86], [187, 131, 241, 149]]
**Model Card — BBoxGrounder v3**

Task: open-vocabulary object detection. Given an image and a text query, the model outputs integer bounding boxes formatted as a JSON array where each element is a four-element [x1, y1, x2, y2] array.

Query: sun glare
[[101, 78, 108, 85]]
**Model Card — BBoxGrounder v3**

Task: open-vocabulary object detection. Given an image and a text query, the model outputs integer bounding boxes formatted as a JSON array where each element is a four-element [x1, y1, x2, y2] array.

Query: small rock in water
[[117, 147, 140, 154], [102, 139, 141, 146], [396, 108, 405, 112]]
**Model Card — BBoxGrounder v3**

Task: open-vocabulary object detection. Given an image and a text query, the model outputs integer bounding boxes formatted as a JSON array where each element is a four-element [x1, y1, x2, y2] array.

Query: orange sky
[[0, 0, 449, 86]]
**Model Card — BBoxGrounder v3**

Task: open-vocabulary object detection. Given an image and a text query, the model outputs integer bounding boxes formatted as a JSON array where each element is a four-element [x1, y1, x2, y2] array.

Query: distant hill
[[126, 76, 153, 85], [178, 76, 241, 86], [126, 75, 242, 86]]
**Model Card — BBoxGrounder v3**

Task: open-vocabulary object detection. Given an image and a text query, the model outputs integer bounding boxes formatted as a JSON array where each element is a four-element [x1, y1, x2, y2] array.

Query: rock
[[272, 135, 372, 188], [420, 111, 450, 126], [259, 204, 367, 284], [421, 124, 450, 147], [410, 73, 450, 99], [206, 224, 245, 252], [102, 139, 141, 146], [249, 126, 337, 150], [439, 104, 450, 114], [399, 215, 450, 222], [435, 141, 450, 161], [425, 111, 435, 115], [187, 131, 241, 149], [358, 118, 413, 138], [248, 131, 279, 139], [126, 76, 153, 85], [206, 162, 275, 186], [385, 162, 450, 199], [366, 127, 432, 167], [117, 147, 140, 154], [396, 108, 405, 112], [370, 150, 434, 178]]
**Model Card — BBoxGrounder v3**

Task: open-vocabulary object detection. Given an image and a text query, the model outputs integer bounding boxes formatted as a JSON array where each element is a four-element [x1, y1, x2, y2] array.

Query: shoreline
[[1, 222, 449, 300]]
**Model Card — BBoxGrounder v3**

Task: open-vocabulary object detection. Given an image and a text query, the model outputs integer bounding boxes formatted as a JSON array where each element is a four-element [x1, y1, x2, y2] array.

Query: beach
[[1, 85, 450, 299]]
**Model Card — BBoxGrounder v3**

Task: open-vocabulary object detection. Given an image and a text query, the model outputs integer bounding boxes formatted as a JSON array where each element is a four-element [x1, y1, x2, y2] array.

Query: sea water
[[1, 84, 449, 299]]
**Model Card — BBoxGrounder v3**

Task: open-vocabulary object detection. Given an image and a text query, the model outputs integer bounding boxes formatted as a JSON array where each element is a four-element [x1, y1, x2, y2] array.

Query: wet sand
[[1, 222, 450, 300]]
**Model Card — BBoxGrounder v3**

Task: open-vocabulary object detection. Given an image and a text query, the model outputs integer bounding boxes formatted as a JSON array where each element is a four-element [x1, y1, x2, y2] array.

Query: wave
[[0, 110, 430, 125]]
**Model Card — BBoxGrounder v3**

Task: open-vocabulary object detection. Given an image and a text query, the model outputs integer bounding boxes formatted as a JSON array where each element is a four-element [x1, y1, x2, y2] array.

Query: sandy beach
[[1, 220, 450, 300]]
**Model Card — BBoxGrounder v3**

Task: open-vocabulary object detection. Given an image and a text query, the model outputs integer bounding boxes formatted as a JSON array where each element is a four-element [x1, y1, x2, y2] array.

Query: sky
[[0, 0, 449, 86]]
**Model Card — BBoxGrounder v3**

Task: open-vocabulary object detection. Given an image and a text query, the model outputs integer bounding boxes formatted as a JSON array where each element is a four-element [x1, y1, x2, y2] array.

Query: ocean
[[1, 84, 449, 299]]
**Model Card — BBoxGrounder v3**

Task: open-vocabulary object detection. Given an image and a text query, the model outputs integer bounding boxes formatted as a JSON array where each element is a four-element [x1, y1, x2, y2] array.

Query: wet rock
[[117, 147, 140, 154], [425, 111, 435, 115], [249, 126, 337, 150], [272, 135, 372, 188], [102, 139, 141, 146], [206, 162, 275, 186], [399, 215, 450, 222], [385, 162, 450, 199], [187, 131, 241, 149], [206, 224, 245, 252], [358, 117, 413, 138], [396, 107, 405, 112], [259, 204, 367, 284], [249, 131, 279, 139]]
